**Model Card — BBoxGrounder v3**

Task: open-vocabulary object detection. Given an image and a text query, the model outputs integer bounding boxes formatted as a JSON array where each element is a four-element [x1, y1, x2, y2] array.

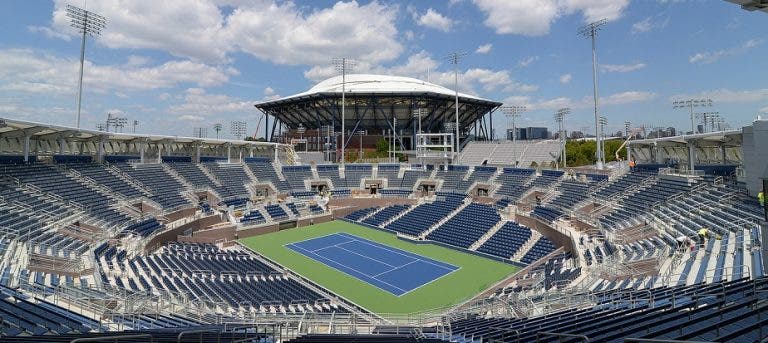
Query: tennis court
[[285, 232, 459, 296]]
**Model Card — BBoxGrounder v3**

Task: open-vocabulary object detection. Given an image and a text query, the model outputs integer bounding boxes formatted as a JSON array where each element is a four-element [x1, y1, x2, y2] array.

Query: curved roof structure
[[276, 74, 491, 103], [255, 74, 502, 139]]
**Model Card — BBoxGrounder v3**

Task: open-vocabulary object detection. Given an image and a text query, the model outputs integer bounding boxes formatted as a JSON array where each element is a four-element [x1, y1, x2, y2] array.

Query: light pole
[[578, 18, 607, 170], [555, 107, 570, 168], [213, 123, 223, 139], [501, 105, 527, 142], [230, 121, 247, 140], [193, 127, 207, 138], [66, 5, 106, 128], [132, 120, 139, 134], [696, 111, 720, 133], [297, 124, 307, 152], [447, 51, 467, 156], [413, 109, 427, 166], [599, 116, 607, 163], [624, 121, 631, 137], [673, 98, 712, 134], [332, 57, 357, 164]]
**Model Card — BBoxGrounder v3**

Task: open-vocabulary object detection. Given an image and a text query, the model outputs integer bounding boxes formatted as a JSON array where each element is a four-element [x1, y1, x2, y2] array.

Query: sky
[[0, 0, 766, 139]]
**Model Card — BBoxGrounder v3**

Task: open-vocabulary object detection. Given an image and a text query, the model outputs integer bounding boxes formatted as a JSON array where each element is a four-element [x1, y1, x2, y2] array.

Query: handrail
[[70, 334, 154, 343], [177, 328, 222, 343], [536, 331, 590, 342]]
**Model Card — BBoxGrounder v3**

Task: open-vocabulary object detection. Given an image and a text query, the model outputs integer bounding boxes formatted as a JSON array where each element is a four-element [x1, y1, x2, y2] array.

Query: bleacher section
[[426, 203, 500, 248], [282, 165, 313, 190], [344, 164, 372, 188], [246, 161, 290, 191], [203, 163, 251, 199], [116, 163, 191, 211], [385, 197, 464, 236], [494, 168, 535, 201], [316, 164, 344, 189], [477, 222, 532, 259], [361, 204, 410, 227]]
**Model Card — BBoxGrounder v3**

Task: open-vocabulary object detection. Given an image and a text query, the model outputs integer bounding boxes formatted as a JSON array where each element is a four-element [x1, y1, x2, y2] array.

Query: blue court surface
[[285, 232, 459, 296]]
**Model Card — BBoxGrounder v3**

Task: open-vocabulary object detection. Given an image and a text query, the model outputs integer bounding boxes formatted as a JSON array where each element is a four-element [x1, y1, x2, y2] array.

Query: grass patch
[[240, 220, 518, 314]]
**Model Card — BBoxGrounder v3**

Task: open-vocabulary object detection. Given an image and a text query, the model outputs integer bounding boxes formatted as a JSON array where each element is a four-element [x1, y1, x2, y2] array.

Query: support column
[[158, 144, 163, 163], [654, 143, 663, 164], [23, 132, 31, 163], [626, 145, 631, 164], [721, 144, 727, 164], [489, 111, 494, 141], [196, 142, 201, 163], [97, 136, 105, 163], [140, 141, 146, 163], [227, 143, 232, 163], [687, 141, 696, 171], [58, 136, 66, 155]]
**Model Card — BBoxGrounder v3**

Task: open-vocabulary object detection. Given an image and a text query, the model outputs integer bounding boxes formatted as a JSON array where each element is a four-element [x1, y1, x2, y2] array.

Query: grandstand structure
[[0, 113, 766, 342]]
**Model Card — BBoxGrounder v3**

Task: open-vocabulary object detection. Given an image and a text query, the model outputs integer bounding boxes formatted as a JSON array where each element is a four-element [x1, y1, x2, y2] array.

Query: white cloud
[[178, 114, 205, 122], [416, 8, 453, 32], [529, 91, 657, 110], [226, 1, 402, 65], [631, 15, 669, 34], [47, 0, 403, 66], [689, 39, 762, 64], [672, 88, 768, 103], [0, 49, 236, 96], [475, 43, 492, 54], [601, 63, 646, 73], [169, 88, 253, 118], [559, 73, 572, 84], [518, 56, 539, 67], [473, 0, 628, 36], [27, 25, 71, 41]]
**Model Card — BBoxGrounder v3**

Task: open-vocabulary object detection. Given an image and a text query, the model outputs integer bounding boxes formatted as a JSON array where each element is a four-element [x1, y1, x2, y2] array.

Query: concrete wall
[[743, 120, 768, 196], [515, 214, 574, 254]]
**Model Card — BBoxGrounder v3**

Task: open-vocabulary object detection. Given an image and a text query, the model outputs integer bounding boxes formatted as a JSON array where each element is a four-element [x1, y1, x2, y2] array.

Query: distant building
[[508, 127, 550, 140]]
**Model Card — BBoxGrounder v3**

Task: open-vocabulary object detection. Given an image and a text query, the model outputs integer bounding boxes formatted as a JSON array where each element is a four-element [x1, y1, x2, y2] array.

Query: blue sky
[[0, 0, 766, 139]]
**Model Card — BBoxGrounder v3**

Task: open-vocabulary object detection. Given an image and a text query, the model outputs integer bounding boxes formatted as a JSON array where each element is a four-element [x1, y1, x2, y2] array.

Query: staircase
[[418, 200, 472, 239], [380, 201, 420, 228], [196, 164, 224, 186], [359, 207, 386, 223], [469, 219, 507, 251], [512, 230, 542, 262], [241, 162, 261, 184]]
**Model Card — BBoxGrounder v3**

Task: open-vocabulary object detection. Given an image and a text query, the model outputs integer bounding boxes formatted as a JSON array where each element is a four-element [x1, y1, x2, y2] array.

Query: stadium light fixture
[[599, 116, 607, 162], [105, 112, 126, 133], [447, 51, 467, 157], [213, 123, 223, 139], [332, 57, 357, 164], [230, 121, 247, 140], [624, 121, 631, 137], [67, 4, 106, 129], [193, 127, 208, 138], [673, 98, 712, 134], [696, 111, 720, 133], [501, 105, 527, 142], [95, 123, 106, 132], [578, 18, 607, 170], [555, 107, 571, 168], [132, 120, 139, 134]]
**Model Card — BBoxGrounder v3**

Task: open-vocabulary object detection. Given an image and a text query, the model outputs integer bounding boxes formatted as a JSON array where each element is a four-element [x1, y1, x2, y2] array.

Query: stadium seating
[[494, 168, 535, 201], [427, 203, 501, 248], [203, 163, 251, 199], [344, 164, 372, 188], [282, 165, 313, 190], [386, 197, 464, 236], [316, 164, 345, 189], [477, 222, 532, 259], [520, 237, 556, 264], [246, 161, 290, 191], [115, 163, 192, 211], [362, 204, 410, 227]]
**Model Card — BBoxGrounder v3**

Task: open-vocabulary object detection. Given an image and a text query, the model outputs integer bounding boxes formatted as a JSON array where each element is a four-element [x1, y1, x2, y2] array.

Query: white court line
[[287, 241, 408, 294], [371, 259, 419, 277], [337, 232, 458, 272], [334, 242, 398, 268], [287, 232, 460, 297]]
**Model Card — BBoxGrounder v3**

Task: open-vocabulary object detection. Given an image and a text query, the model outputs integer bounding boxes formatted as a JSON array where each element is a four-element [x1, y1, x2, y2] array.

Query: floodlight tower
[[555, 107, 570, 167], [213, 123, 223, 139], [624, 121, 631, 137], [230, 121, 247, 140], [673, 98, 712, 134], [447, 51, 467, 155], [95, 123, 107, 131], [599, 116, 608, 163], [413, 108, 427, 166], [578, 18, 607, 170], [501, 105, 527, 142], [132, 120, 139, 133], [699, 111, 721, 133], [67, 5, 106, 128], [193, 127, 208, 138], [332, 57, 357, 164], [105, 112, 126, 132]]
